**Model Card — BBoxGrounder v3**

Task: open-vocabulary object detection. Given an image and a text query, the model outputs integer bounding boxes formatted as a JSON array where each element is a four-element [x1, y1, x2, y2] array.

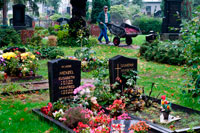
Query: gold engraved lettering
[[59, 85, 75, 90], [120, 63, 134, 68], [59, 70, 74, 76], [61, 65, 72, 69], [58, 76, 75, 81]]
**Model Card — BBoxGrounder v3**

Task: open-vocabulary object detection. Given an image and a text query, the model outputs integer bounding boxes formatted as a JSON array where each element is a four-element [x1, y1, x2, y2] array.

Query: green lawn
[[0, 36, 199, 132]]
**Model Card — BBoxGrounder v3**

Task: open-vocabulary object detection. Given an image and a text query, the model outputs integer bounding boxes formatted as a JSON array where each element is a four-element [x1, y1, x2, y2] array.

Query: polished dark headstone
[[25, 15, 33, 28], [13, 4, 26, 27], [48, 59, 81, 103], [162, 0, 183, 33], [109, 55, 137, 92]]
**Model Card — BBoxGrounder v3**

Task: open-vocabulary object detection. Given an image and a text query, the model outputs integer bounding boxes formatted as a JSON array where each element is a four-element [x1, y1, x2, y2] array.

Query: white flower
[[80, 89, 85, 95], [58, 109, 64, 115], [91, 97, 97, 104], [53, 111, 59, 118], [85, 88, 90, 95]]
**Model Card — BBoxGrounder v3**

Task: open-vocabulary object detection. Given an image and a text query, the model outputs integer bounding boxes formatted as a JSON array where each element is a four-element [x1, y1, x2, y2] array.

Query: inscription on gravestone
[[109, 55, 137, 92], [48, 59, 81, 103]]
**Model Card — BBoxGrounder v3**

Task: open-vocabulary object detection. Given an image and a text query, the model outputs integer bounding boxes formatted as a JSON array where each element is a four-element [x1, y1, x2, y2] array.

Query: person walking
[[97, 6, 110, 44]]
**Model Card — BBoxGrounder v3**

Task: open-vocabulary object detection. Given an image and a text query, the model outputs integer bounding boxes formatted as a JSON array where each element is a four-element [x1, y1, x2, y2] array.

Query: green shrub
[[133, 16, 162, 34], [181, 6, 200, 94], [140, 40, 186, 65], [0, 28, 21, 47], [48, 48, 64, 59], [38, 46, 64, 59]]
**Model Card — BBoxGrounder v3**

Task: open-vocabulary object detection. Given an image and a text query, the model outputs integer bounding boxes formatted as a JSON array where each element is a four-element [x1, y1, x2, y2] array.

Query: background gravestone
[[69, 0, 87, 37], [48, 59, 81, 103], [109, 55, 137, 92], [25, 15, 33, 28], [161, 0, 183, 40], [13, 4, 26, 27]]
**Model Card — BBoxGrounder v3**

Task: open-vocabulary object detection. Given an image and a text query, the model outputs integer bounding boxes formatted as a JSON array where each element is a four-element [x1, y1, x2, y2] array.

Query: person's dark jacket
[[97, 11, 111, 29]]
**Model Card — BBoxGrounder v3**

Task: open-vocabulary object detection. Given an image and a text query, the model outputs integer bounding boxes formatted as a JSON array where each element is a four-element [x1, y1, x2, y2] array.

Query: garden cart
[[107, 23, 141, 46]]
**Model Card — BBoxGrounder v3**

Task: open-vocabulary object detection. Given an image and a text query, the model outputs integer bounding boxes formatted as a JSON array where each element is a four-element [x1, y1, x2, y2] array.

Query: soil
[[127, 103, 200, 131]]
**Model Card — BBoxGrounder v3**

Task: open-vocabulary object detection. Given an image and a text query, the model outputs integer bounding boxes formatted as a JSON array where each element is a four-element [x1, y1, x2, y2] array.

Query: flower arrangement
[[106, 99, 126, 117], [73, 84, 97, 107], [161, 95, 171, 112], [128, 121, 150, 133], [1, 50, 38, 77]]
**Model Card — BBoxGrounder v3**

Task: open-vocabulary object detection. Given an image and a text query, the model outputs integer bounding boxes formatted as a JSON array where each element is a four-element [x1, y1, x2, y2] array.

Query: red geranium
[[41, 102, 52, 115], [161, 95, 166, 100]]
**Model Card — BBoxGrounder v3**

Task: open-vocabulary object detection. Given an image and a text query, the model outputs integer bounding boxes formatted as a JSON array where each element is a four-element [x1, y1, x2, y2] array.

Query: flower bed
[[33, 83, 200, 133], [33, 97, 200, 133], [0, 49, 40, 81]]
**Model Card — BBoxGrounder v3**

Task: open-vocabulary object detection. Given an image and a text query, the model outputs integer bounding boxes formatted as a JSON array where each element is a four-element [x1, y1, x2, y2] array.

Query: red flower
[[161, 95, 166, 100], [35, 52, 41, 55]]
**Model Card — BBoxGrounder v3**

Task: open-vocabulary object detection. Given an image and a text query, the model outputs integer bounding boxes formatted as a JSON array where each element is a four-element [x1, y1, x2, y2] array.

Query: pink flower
[[59, 117, 66, 121], [161, 95, 166, 100]]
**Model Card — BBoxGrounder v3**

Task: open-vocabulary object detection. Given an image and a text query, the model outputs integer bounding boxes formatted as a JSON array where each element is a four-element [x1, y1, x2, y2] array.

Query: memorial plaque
[[48, 59, 81, 103], [109, 55, 137, 92]]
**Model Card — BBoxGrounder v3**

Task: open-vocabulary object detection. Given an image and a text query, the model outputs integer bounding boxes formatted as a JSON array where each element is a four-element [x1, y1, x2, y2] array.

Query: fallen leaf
[[44, 128, 54, 133], [20, 118, 24, 121], [24, 107, 28, 112]]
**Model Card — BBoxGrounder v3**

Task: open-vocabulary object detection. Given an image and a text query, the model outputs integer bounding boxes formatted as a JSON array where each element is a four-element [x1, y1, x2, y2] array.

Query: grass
[[101, 35, 146, 46], [0, 35, 199, 132]]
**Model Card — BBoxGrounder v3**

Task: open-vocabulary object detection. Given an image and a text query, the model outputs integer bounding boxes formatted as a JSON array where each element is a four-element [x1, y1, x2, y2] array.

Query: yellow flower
[[2, 52, 16, 60], [161, 101, 165, 105]]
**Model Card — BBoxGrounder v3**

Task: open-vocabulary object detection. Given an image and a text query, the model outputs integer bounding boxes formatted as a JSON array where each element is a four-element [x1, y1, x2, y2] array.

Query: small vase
[[162, 111, 170, 120]]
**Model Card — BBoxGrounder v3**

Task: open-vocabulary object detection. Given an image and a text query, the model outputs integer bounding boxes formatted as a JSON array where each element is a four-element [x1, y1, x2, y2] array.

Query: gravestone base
[[13, 26, 27, 31], [160, 33, 181, 41]]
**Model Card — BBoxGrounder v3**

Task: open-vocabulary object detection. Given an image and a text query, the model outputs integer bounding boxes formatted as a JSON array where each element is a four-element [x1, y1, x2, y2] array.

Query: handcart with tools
[[107, 23, 141, 46]]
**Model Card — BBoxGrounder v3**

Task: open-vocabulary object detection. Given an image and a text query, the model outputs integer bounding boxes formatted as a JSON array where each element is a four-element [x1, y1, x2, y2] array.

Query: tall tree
[[45, 0, 61, 13], [91, 0, 110, 23], [132, 0, 143, 7], [110, 0, 129, 6]]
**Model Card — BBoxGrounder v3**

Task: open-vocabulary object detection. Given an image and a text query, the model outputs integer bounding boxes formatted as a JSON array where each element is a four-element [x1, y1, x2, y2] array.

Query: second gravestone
[[109, 55, 137, 92], [48, 59, 81, 103]]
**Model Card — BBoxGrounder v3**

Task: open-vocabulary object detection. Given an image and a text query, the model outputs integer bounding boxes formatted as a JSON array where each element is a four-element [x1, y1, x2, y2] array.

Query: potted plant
[[160, 95, 171, 120]]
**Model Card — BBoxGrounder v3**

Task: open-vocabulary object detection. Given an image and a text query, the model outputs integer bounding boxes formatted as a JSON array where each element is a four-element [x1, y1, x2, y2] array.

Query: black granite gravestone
[[13, 4, 26, 27], [48, 59, 81, 103], [161, 0, 183, 40], [10, 15, 33, 28], [25, 15, 33, 28], [109, 55, 137, 92]]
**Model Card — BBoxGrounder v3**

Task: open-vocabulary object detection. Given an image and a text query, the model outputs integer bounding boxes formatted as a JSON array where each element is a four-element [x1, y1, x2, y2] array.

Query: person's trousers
[[98, 27, 109, 43]]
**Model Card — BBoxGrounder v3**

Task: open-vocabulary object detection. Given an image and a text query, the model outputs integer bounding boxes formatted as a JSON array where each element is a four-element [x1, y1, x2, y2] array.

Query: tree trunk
[[3, 0, 7, 25]]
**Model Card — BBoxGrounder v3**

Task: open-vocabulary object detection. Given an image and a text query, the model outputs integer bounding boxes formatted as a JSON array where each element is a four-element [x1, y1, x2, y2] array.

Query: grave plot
[[0, 80, 49, 96], [0, 47, 42, 83], [33, 55, 200, 133]]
